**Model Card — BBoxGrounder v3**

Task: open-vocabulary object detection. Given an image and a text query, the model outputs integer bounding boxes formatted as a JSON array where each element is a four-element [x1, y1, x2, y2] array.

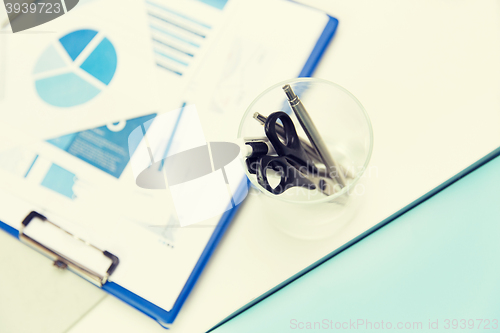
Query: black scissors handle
[[264, 112, 315, 171], [256, 155, 316, 195]]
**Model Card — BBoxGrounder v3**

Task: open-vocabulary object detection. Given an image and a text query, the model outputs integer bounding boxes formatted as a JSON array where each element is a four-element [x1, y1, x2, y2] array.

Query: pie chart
[[33, 29, 117, 108]]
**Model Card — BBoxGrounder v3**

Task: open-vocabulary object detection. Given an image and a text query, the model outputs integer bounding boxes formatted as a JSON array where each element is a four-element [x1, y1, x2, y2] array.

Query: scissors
[[255, 111, 338, 196]]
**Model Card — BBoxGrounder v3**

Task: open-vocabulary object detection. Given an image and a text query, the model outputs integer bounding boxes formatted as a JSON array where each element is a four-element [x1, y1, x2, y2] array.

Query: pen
[[282, 84, 347, 188], [253, 112, 354, 180], [244, 139, 276, 158]]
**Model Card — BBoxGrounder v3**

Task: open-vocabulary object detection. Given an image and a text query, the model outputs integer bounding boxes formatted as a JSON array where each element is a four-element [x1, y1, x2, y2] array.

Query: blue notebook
[[0, 11, 339, 328]]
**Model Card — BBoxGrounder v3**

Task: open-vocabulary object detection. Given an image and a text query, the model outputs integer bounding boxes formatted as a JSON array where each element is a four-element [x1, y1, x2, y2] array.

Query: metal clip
[[19, 211, 119, 287]]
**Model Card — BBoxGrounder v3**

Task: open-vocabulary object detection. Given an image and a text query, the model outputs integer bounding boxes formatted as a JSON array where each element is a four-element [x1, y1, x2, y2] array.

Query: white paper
[[184, 0, 328, 143]]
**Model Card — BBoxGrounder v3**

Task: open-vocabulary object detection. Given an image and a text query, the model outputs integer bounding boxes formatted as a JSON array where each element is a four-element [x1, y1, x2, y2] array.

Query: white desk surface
[[1, 0, 500, 332]]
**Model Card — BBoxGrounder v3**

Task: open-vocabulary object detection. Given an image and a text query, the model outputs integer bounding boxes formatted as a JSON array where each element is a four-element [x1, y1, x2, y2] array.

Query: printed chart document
[[0, 0, 162, 141], [144, 0, 240, 112]]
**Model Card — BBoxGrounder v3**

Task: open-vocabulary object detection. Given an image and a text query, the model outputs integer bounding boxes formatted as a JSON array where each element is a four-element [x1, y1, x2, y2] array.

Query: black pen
[[244, 138, 276, 158]]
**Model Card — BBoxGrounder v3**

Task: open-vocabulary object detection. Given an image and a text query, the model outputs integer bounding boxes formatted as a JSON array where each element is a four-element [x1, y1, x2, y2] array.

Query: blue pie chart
[[33, 29, 117, 107]]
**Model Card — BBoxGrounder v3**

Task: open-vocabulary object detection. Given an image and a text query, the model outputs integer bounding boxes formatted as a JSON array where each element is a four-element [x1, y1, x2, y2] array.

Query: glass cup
[[238, 78, 373, 239]]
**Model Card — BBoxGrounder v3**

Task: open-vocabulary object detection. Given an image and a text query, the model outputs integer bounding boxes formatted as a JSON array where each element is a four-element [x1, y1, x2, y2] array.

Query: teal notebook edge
[[208, 145, 500, 332]]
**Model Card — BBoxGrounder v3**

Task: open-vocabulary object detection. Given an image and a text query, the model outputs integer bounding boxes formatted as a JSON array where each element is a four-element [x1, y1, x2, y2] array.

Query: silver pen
[[282, 84, 347, 188]]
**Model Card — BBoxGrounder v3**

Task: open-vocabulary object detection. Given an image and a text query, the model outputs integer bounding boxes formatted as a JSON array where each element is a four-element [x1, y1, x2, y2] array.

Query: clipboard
[[0, 12, 339, 327]]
